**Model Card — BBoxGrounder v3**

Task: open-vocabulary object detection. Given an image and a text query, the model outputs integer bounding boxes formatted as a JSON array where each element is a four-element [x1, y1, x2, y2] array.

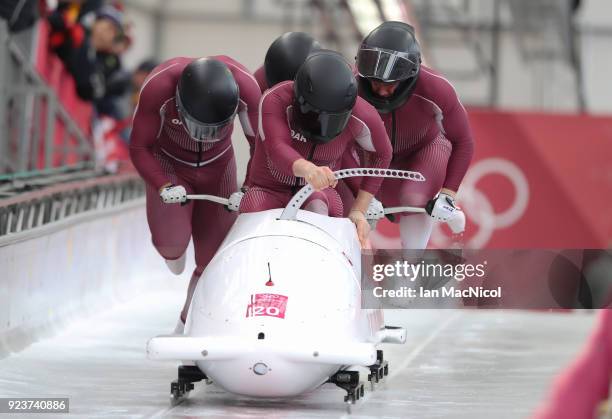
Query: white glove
[[365, 197, 384, 220], [426, 192, 456, 222], [365, 197, 384, 229], [160, 185, 187, 204], [227, 191, 244, 212], [447, 210, 466, 234]]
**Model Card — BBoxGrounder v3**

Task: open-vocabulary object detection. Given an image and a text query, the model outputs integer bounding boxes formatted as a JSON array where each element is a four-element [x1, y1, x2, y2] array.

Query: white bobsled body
[[148, 208, 405, 397]]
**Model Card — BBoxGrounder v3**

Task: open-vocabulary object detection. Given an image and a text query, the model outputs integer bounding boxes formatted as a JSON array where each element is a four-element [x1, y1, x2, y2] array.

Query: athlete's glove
[[160, 184, 187, 204], [365, 197, 384, 229], [426, 192, 456, 222], [227, 191, 244, 212]]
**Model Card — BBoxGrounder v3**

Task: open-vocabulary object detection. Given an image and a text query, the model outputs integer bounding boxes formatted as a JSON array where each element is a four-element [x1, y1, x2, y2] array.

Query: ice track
[[0, 282, 595, 419]]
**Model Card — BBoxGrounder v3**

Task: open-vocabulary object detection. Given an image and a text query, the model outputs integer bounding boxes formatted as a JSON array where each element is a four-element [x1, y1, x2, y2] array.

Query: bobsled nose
[[198, 356, 338, 397]]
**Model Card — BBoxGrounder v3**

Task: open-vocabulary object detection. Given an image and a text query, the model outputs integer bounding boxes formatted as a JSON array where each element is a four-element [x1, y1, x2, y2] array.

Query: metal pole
[[489, 0, 502, 107], [16, 25, 37, 172], [0, 21, 10, 174], [17, 76, 31, 172], [44, 92, 56, 170], [61, 129, 68, 166], [30, 95, 41, 169], [569, 16, 587, 112]]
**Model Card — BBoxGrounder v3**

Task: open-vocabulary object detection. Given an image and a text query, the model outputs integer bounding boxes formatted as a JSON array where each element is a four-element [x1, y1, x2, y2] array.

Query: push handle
[[279, 168, 426, 221]]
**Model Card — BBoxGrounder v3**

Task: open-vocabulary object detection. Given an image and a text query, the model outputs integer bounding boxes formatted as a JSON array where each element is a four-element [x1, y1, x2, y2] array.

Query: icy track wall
[[0, 177, 167, 358]]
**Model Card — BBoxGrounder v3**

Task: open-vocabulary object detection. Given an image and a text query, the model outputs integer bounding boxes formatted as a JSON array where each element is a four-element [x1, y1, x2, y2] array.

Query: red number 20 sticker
[[246, 293, 288, 319]]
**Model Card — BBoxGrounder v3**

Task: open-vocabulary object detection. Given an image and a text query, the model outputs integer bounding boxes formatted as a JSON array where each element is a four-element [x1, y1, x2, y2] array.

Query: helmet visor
[[176, 90, 237, 143], [295, 104, 352, 143], [356, 47, 419, 83]]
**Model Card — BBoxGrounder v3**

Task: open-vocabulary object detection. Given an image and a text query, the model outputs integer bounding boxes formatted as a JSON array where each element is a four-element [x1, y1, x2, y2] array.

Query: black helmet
[[264, 32, 321, 87], [356, 21, 421, 113], [293, 50, 357, 144], [176, 58, 239, 142]]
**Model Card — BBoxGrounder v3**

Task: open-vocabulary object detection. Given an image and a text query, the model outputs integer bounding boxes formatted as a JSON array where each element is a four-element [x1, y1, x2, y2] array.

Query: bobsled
[[146, 168, 465, 404]]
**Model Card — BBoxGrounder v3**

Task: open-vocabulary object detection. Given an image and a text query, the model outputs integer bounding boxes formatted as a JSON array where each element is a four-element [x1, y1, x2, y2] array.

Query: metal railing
[[0, 20, 95, 179], [0, 173, 145, 240]]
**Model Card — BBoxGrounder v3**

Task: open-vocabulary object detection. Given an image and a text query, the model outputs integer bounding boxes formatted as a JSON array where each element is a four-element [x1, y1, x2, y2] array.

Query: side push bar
[[182, 168, 465, 233]]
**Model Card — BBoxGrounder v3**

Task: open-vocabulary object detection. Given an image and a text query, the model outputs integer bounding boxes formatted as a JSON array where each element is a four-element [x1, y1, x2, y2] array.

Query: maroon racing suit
[[534, 310, 612, 419], [240, 81, 392, 216], [253, 65, 268, 93], [129, 55, 261, 271], [344, 65, 474, 218]]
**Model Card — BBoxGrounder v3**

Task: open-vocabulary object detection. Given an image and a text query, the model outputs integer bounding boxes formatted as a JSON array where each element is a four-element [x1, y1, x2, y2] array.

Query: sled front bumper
[[147, 336, 378, 366]]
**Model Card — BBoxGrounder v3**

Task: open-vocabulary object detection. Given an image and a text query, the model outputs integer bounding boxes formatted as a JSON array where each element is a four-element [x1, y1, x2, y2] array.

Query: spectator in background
[[94, 50, 132, 118], [47, 0, 106, 66], [91, 4, 133, 118], [48, 1, 131, 106], [47, 1, 134, 172]]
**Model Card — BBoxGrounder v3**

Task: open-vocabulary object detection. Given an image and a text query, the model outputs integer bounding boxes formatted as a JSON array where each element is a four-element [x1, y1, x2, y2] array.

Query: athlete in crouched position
[[345, 21, 474, 249], [240, 50, 392, 246], [129, 56, 261, 331]]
